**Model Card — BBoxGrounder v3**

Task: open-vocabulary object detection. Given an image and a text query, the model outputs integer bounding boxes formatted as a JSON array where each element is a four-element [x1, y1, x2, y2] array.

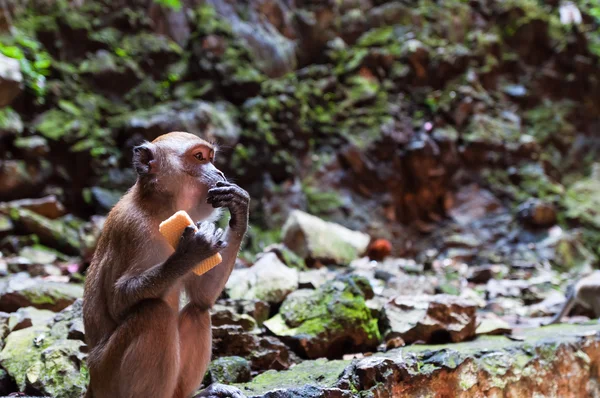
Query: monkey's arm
[[185, 181, 249, 309], [111, 224, 224, 319]]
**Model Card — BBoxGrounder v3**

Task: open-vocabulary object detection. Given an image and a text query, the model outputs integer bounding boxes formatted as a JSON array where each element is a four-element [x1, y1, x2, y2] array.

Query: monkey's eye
[[194, 153, 205, 161]]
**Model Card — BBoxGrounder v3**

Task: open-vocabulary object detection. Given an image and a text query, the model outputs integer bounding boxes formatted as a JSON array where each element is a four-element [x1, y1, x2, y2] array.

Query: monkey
[[547, 271, 600, 325], [82, 132, 249, 398]]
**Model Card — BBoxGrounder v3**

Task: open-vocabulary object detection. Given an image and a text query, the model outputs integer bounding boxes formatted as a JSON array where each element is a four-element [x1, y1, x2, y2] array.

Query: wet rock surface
[[1, 0, 600, 396]]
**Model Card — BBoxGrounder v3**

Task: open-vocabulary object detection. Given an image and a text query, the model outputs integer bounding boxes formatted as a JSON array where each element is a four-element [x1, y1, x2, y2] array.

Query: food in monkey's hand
[[159, 210, 222, 275]]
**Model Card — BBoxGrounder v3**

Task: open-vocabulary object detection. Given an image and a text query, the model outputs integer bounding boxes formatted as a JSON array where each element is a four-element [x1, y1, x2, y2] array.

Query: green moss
[[0, 107, 24, 135], [235, 358, 350, 395], [264, 276, 380, 351]]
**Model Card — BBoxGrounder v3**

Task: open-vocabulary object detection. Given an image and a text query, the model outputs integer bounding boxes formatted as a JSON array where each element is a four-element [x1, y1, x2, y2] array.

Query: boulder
[[225, 252, 298, 305], [1, 195, 66, 220], [0, 160, 52, 202], [282, 210, 370, 265], [264, 275, 380, 359], [203, 356, 251, 385], [212, 325, 294, 372], [0, 273, 83, 312], [381, 294, 477, 344], [111, 100, 241, 148], [9, 208, 81, 255], [236, 323, 600, 397], [0, 53, 22, 107], [0, 326, 88, 398]]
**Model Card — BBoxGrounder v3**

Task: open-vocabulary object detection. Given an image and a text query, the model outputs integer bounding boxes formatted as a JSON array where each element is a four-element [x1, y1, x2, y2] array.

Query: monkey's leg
[[174, 304, 212, 398], [88, 299, 180, 398]]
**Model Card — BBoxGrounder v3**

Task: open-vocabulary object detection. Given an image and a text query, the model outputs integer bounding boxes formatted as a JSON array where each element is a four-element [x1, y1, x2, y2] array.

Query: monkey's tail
[[548, 291, 575, 325]]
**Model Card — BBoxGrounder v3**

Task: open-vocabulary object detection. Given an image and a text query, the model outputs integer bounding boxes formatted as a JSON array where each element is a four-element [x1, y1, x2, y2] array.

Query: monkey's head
[[132, 131, 225, 220]]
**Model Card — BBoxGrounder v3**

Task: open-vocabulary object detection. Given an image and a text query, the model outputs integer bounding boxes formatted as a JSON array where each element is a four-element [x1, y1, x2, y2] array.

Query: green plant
[[0, 30, 51, 101]]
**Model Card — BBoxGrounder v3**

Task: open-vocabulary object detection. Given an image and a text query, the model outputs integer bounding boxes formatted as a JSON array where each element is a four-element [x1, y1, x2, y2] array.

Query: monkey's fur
[[83, 132, 249, 398], [547, 271, 600, 325]]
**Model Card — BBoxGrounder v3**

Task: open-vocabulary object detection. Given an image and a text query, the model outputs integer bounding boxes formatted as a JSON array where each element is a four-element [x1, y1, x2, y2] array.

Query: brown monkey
[[82, 132, 249, 398], [547, 271, 600, 325]]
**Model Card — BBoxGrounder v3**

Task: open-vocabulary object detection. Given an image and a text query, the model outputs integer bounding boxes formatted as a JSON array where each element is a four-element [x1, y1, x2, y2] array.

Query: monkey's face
[[133, 132, 226, 220]]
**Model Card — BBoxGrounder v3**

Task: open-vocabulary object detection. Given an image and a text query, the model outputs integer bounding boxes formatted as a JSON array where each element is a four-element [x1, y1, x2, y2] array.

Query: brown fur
[[83, 132, 248, 398]]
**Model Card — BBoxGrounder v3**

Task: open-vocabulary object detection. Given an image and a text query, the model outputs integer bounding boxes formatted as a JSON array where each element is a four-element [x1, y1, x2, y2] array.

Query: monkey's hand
[[176, 222, 226, 266], [207, 181, 250, 233], [194, 383, 246, 398]]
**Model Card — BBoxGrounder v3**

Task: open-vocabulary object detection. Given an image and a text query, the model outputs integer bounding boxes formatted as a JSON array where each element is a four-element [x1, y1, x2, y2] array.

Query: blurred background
[[0, 0, 600, 397]]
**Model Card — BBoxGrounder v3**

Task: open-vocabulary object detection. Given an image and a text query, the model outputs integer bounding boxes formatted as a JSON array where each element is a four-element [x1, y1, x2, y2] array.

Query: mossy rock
[[0, 326, 88, 398], [203, 356, 251, 385], [0, 273, 83, 313], [264, 275, 380, 359], [235, 358, 349, 397], [9, 208, 81, 255]]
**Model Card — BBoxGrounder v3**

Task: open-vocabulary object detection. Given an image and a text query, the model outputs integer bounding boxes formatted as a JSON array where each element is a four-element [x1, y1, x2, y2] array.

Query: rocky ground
[[1, 0, 600, 397]]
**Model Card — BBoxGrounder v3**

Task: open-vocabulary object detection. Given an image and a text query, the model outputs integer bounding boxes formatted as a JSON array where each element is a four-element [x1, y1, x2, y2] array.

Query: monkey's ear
[[132, 144, 156, 175]]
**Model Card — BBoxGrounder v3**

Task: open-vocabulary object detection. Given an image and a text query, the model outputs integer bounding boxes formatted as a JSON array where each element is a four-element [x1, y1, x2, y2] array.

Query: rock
[[0, 160, 52, 202], [18, 246, 57, 265], [203, 356, 251, 385], [467, 264, 508, 284], [282, 210, 371, 266], [9, 209, 80, 255], [0, 215, 13, 237], [89, 186, 122, 211], [7, 307, 54, 332], [235, 358, 349, 397], [111, 100, 241, 148], [0, 53, 22, 107], [0, 367, 17, 395], [13, 136, 50, 158], [216, 298, 270, 327], [225, 252, 298, 305], [298, 267, 335, 289], [517, 198, 557, 228], [0, 273, 83, 312], [211, 304, 257, 331], [0, 107, 23, 137], [48, 299, 85, 342], [212, 325, 294, 372], [475, 312, 512, 336], [381, 294, 477, 344], [264, 275, 380, 359], [205, 0, 297, 78], [448, 184, 503, 226], [237, 323, 600, 397], [0, 326, 88, 398], [1, 196, 66, 220]]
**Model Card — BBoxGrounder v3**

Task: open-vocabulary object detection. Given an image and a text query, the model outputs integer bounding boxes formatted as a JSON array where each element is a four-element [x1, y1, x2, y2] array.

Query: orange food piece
[[159, 210, 222, 275]]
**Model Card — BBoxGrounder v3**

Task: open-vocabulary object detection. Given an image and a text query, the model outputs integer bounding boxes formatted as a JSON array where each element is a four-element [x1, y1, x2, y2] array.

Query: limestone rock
[[212, 325, 294, 372], [0, 160, 52, 202], [0, 53, 22, 107], [226, 252, 298, 305], [381, 294, 477, 344], [0, 273, 83, 312], [264, 275, 380, 359], [0, 326, 88, 398], [282, 210, 370, 265], [203, 356, 251, 385], [9, 208, 80, 255], [1, 195, 66, 220]]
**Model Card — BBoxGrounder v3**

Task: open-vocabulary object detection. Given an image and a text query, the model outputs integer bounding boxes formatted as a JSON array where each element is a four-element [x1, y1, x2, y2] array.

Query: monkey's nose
[[216, 170, 226, 182]]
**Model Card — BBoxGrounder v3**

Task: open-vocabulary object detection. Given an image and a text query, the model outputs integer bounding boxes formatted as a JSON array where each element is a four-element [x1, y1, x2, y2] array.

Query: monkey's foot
[[194, 383, 247, 398]]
